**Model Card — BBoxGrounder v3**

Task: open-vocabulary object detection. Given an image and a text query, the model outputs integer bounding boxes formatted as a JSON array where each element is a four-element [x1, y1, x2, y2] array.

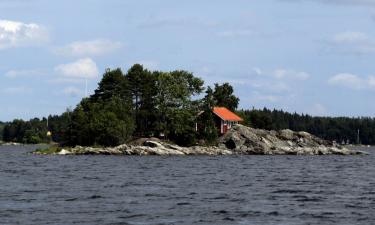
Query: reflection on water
[[0, 145, 374, 225]]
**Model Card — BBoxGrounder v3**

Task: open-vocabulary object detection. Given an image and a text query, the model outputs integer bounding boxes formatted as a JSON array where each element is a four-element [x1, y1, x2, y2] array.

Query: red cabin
[[212, 107, 243, 134]]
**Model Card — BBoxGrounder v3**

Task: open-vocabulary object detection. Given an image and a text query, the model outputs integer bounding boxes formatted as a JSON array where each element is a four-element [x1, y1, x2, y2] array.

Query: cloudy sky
[[1, 0, 375, 121]]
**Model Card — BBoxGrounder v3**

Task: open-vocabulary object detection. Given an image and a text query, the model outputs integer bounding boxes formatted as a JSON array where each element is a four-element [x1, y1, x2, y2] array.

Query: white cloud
[[139, 17, 219, 29], [252, 67, 263, 76], [280, 0, 375, 6], [368, 76, 375, 88], [198, 65, 310, 108], [217, 29, 255, 38], [137, 60, 159, 70], [4, 69, 44, 78], [203, 66, 310, 108], [328, 73, 375, 90], [0, 19, 48, 49], [54, 39, 123, 57], [207, 67, 309, 94], [333, 31, 369, 44], [262, 82, 291, 92], [55, 58, 99, 79], [328, 73, 364, 89], [273, 69, 310, 80], [251, 91, 279, 102], [308, 103, 327, 116], [1, 86, 32, 94], [198, 66, 213, 76], [328, 31, 375, 54], [63, 86, 83, 97], [48, 78, 86, 84]]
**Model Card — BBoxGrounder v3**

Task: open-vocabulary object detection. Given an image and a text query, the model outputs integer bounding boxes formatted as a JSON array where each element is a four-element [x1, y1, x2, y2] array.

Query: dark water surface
[[1, 145, 375, 225]]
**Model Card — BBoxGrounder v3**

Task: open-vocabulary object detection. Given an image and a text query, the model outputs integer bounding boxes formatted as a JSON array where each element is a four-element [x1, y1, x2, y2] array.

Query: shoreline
[[0, 142, 22, 146], [33, 125, 367, 156]]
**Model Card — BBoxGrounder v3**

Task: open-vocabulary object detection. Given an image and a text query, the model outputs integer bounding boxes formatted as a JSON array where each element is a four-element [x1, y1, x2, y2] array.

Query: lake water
[[1, 145, 374, 225]]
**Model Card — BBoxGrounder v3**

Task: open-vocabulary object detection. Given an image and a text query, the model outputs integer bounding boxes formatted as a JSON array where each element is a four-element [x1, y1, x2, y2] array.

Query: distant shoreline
[[1, 140, 372, 150], [0, 142, 22, 146], [32, 125, 367, 156], [0, 142, 51, 147]]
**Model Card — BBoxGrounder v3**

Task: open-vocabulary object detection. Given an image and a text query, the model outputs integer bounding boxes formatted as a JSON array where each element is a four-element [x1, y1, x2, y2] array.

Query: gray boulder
[[219, 124, 362, 155], [44, 125, 365, 156]]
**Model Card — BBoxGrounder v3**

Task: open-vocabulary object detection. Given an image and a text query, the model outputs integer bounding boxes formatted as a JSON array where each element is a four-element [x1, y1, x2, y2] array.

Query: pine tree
[[198, 86, 218, 145], [213, 83, 239, 111]]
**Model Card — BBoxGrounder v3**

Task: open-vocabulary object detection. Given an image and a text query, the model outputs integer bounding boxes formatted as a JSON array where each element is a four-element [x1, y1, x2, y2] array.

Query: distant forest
[[1, 109, 374, 145], [0, 122, 5, 142], [238, 109, 375, 145], [0, 64, 235, 147], [1, 64, 375, 146]]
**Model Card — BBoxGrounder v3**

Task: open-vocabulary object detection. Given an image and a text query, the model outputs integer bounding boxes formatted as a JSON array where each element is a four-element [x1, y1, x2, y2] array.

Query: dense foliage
[[212, 83, 239, 111], [1, 65, 230, 146], [197, 87, 219, 145], [239, 108, 375, 145], [4, 64, 375, 146], [0, 122, 5, 141], [2, 118, 51, 144]]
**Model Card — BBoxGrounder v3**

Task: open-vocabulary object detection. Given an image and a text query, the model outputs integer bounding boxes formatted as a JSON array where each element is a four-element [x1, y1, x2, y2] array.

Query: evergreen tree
[[137, 70, 157, 136], [6, 64, 375, 147], [155, 71, 203, 126], [68, 97, 134, 147], [65, 68, 135, 147], [238, 108, 375, 145], [154, 70, 204, 145], [0, 122, 5, 141], [92, 68, 128, 100], [126, 64, 144, 132], [213, 83, 239, 111], [126, 64, 158, 136], [198, 86, 218, 145]]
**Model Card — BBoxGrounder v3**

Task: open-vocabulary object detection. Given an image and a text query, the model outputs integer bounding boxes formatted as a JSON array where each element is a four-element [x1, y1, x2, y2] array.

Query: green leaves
[[197, 86, 219, 145], [92, 68, 129, 101], [68, 97, 135, 147], [127, 64, 157, 135], [2, 65, 234, 147], [66, 65, 207, 146], [2, 118, 49, 144], [213, 83, 239, 111], [0, 122, 5, 141], [153, 70, 204, 145]]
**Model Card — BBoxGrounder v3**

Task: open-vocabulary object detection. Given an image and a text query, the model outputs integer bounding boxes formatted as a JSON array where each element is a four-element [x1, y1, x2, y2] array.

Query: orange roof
[[213, 107, 243, 121]]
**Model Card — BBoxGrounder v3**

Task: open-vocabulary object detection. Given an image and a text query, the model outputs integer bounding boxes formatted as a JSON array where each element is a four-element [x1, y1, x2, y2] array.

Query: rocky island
[[34, 125, 364, 156], [3, 65, 372, 156]]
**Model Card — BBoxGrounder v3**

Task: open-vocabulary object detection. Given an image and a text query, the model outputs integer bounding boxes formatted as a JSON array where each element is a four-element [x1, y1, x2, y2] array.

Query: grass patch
[[33, 146, 62, 154]]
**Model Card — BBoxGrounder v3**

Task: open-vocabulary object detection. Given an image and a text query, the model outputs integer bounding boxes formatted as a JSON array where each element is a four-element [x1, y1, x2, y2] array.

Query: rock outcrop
[[218, 125, 359, 155], [55, 140, 233, 156], [39, 125, 364, 156], [1, 142, 21, 146]]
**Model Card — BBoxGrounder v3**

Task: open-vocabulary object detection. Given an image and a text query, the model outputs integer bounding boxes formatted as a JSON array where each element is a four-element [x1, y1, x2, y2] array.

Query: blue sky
[[1, 0, 375, 121]]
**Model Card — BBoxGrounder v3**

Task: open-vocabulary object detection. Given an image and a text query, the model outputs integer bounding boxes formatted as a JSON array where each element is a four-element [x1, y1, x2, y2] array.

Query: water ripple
[[0, 145, 375, 225]]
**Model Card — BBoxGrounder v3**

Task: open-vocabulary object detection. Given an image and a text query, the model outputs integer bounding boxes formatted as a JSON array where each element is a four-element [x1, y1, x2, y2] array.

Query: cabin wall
[[197, 111, 242, 135], [220, 120, 240, 134], [214, 116, 223, 134]]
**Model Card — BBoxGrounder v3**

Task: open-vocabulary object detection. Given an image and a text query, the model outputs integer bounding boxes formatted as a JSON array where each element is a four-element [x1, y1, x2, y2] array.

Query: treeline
[[1, 118, 51, 144], [3, 64, 375, 146], [1, 113, 71, 144], [1, 64, 237, 146], [0, 122, 5, 141], [239, 108, 375, 145]]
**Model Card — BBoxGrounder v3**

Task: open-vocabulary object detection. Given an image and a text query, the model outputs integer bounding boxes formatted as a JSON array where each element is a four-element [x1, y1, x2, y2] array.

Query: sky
[[1, 0, 375, 121]]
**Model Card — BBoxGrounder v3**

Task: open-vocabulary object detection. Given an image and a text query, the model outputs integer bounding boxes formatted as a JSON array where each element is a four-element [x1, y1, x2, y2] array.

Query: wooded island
[[1, 64, 375, 146]]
